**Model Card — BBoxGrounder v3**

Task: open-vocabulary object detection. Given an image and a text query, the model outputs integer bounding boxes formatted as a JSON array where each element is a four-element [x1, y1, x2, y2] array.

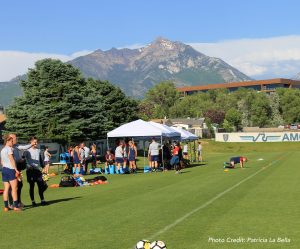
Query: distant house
[[0, 106, 6, 140], [150, 118, 205, 137], [0, 114, 6, 140]]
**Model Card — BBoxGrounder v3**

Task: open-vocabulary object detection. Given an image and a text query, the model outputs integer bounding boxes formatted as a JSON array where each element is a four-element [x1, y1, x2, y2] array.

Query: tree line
[[138, 81, 300, 131], [5, 59, 300, 143]]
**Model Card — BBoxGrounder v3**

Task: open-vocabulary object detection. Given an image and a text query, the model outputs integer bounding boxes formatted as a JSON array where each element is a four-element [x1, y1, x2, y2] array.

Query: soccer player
[[224, 156, 247, 169]]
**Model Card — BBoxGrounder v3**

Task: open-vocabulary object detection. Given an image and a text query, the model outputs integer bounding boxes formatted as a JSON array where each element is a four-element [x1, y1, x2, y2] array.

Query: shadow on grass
[[23, 196, 82, 210]]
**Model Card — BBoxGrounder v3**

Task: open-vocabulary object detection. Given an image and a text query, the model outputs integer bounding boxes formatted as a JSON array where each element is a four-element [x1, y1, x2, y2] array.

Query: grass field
[[1, 141, 300, 249]]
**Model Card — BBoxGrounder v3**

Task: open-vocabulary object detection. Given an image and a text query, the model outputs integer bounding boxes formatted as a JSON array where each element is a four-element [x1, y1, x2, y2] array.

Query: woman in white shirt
[[43, 147, 51, 175], [1, 135, 21, 211]]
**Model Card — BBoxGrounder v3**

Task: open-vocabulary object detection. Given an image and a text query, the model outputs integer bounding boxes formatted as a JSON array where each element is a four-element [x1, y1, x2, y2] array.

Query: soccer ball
[[135, 239, 151, 249], [150, 240, 167, 249]]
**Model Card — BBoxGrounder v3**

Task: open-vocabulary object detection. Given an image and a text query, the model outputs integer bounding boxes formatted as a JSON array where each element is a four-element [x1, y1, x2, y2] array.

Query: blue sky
[[1, 0, 300, 80]]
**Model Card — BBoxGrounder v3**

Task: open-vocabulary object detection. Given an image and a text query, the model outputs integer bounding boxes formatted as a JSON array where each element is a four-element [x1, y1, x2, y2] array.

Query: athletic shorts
[[115, 157, 124, 164], [44, 161, 50, 165], [183, 152, 188, 155], [197, 151, 202, 156], [151, 155, 159, 162], [2, 167, 17, 182]]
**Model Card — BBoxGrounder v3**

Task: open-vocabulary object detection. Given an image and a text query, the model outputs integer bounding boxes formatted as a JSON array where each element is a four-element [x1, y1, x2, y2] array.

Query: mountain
[[292, 72, 300, 80], [0, 37, 252, 106], [0, 77, 23, 107], [69, 37, 252, 97]]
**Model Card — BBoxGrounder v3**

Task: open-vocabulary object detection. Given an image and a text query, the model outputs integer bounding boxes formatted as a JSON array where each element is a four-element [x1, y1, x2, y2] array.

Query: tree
[[5, 59, 138, 143], [204, 109, 225, 125], [268, 92, 284, 127], [225, 108, 242, 131], [250, 93, 271, 127], [277, 88, 300, 124], [140, 81, 180, 118]]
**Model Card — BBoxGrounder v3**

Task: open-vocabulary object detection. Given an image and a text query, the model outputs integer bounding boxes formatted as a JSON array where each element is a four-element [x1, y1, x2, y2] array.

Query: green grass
[[1, 141, 300, 249]]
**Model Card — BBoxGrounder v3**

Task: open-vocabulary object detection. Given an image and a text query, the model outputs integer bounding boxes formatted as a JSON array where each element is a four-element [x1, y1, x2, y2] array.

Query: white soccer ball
[[135, 239, 151, 249], [150, 240, 167, 249]]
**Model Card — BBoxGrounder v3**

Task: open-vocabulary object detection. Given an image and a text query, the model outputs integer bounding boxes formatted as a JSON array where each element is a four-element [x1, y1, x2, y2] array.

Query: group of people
[[104, 140, 138, 174], [67, 143, 96, 175], [1, 134, 50, 211]]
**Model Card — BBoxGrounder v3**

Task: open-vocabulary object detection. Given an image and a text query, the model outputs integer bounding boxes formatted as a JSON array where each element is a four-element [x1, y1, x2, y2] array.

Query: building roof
[[170, 118, 205, 126], [0, 114, 6, 123], [177, 78, 300, 92]]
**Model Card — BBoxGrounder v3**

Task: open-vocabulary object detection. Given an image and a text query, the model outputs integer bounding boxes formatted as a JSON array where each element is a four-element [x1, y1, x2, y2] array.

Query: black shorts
[[26, 168, 43, 183]]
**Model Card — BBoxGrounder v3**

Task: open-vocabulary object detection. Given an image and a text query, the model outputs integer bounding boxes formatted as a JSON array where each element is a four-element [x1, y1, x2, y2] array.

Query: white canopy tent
[[107, 119, 170, 138], [171, 127, 198, 141], [148, 121, 181, 138], [107, 119, 181, 169]]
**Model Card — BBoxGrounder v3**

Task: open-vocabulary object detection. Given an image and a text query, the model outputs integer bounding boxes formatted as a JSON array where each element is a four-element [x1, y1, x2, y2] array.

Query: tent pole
[[143, 140, 145, 167], [189, 141, 192, 162], [161, 136, 164, 170], [194, 140, 198, 162]]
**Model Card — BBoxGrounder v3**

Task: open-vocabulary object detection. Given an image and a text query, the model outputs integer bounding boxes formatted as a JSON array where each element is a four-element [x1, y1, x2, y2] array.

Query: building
[[151, 118, 205, 137], [0, 114, 6, 140], [177, 78, 300, 96]]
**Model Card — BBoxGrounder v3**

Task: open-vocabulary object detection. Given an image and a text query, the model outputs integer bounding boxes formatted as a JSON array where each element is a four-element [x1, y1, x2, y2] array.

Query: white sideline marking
[[148, 157, 283, 240]]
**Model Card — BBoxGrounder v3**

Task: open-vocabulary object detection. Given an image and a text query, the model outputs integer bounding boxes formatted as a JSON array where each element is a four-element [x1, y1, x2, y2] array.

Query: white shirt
[[84, 146, 90, 158], [25, 147, 41, 169], [115, 145, 124, 158], [198, 144, 202, 151], [1, 146, 14, 169], [149, 142, 160, 156], [44, 151, 50, 161], [183, 144, 188, 153]]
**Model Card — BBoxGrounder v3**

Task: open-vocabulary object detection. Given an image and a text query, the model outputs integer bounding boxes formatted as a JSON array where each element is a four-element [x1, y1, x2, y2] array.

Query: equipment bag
[[59, 176, 77, 187]]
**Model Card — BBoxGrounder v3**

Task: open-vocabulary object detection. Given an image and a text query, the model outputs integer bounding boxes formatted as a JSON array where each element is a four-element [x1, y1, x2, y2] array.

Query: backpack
[[94, 176, 107, 182], [59, 176, 77, 187]]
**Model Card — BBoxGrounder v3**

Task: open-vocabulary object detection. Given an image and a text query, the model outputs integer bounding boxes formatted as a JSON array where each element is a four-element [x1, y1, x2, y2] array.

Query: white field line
[[148, 156, 284, 240]]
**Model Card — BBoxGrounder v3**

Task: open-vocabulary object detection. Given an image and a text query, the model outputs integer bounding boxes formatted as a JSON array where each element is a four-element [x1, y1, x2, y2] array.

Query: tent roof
[[107, 119, 169, 138], [148, 121, 181, 138], [172, 127, 198, 141]]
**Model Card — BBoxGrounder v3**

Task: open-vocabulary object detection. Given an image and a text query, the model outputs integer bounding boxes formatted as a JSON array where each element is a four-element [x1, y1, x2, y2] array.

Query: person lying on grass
[[224, 156, 247, 169]]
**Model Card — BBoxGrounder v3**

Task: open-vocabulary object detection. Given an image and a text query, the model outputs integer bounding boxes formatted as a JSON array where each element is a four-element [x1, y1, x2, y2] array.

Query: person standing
[[43, 147, 51, 175], [115, 142, 124, 173], [91, 144, 97, 170], [1, 135, 21, 211], [148, 138, 160, 172], [183, 143, 189, 159], [72, 145, 81, 175], [128, 141, 137, 173], [171, 142, 182, 174], [9, 133, 33, 208], [24, 137, 47, 206], [197, 141, 203, 162]]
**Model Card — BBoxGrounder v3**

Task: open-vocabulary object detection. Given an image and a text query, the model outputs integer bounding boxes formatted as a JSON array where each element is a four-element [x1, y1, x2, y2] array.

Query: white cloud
[[188, 35, 300, 78], [0, 50, 92, 82], [2, 36, 300, 82]]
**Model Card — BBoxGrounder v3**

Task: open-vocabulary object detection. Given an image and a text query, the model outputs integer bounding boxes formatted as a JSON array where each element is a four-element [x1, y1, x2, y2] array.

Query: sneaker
[[41, 201, 48, 206], [13, 207, 21, 212], [32, 201, 37, 207], [3, 207, 9, 212]]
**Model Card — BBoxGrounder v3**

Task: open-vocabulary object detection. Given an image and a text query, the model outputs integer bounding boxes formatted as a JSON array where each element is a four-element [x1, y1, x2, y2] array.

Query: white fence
[[216, 132, 300, 142]]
